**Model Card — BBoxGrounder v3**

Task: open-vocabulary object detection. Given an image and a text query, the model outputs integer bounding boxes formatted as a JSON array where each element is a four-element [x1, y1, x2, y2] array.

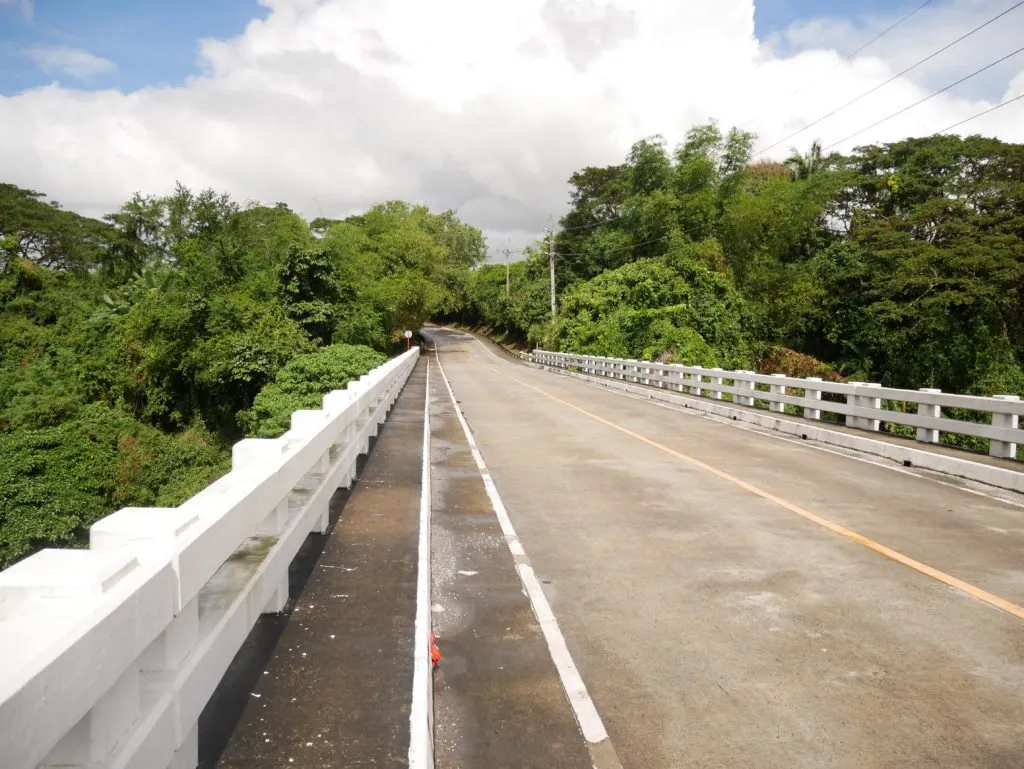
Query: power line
[[737, 0, 938, 130], [561, 1, 940, 236], [755, 0, 1024, 157], [824, 44, 1024, 150], [932, 92, 1024, 135]]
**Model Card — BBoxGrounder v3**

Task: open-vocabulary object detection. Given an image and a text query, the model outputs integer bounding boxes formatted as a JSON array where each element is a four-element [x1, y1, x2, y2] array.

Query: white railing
[[530, 350, 1023, 460], [0, 348, 420, 769]]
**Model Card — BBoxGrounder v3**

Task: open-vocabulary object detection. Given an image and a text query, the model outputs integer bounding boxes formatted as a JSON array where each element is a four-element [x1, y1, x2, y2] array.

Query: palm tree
[[785, 140, 824, 180]]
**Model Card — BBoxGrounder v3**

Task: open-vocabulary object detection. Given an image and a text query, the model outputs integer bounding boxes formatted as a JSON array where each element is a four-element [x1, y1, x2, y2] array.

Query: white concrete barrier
[[530, 350, 1024, 460], [0, 348, 420, 769]]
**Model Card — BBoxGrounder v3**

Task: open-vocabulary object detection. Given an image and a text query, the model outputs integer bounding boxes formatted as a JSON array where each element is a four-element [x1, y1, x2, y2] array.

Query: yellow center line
[[463, 347, 1024, 622]]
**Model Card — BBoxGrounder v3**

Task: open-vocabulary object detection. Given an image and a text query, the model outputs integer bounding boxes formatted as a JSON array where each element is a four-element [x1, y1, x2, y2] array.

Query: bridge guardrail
[[531, 350, 1022, 460], [0, 348, 420, 769]]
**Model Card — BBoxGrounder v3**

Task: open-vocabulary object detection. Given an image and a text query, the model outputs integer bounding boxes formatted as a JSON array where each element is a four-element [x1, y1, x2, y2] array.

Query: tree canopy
[[456, 124, 1024, 401], [0, 183, 483, 567]]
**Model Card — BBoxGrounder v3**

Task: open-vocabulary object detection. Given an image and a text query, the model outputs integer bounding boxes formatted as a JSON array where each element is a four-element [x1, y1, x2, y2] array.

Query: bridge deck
[[426, 328, 1024, 769]]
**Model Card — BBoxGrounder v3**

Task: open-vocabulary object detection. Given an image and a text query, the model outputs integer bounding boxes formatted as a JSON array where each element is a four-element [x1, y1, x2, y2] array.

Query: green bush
[[240, 344, 387, 438], [0, 404, 228, 568]]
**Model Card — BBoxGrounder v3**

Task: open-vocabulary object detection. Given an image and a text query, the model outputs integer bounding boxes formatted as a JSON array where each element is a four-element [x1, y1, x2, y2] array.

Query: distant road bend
[[424, 326, 1024, 769]]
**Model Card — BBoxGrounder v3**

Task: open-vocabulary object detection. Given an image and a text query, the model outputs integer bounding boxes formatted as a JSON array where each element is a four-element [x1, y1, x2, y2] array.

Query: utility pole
[[547, 214, 557, 320], [505, 238, 511, 298]]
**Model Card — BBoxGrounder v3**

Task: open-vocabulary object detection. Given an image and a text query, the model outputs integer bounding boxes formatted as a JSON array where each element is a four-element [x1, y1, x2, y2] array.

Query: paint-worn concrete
[[429, 357, 595, 769], [210, 360, 426, 768], [425, 328, 1024, 769]]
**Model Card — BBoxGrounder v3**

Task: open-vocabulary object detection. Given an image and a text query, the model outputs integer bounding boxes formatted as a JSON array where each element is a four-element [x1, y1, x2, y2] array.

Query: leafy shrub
[[556, 255, 751, 367], [240, 344, 387, 438], [0, 404, 228, 568]]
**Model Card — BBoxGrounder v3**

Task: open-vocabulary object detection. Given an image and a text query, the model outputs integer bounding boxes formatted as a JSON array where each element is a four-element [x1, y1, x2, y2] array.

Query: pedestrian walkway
[[212, 361, 427, 767]]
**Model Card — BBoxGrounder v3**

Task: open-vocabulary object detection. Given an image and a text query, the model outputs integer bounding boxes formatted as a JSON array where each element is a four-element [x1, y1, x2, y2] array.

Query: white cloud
[[1, 0, 1022, 257], [25, 45, 117, 79], [0, 0, 33, 22], [773, 0, 1024, 99]]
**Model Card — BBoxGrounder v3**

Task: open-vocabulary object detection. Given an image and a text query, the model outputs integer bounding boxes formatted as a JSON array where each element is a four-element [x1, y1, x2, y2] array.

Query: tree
[[785, 140, 825, 180], [279, 244, 345, 346]]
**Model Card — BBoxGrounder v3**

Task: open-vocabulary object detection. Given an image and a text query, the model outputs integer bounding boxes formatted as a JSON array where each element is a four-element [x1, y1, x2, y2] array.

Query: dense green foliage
[[241, 344, 386, 438], [0, 183, 483, 567], [459, 126, 1024, 400]]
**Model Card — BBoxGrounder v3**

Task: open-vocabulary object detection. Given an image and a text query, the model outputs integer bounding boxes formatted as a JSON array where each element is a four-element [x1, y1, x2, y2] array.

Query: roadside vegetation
[[3, 120, 1022, 565], [0, 184, 483, 566], [458, 125, 1024, 401]]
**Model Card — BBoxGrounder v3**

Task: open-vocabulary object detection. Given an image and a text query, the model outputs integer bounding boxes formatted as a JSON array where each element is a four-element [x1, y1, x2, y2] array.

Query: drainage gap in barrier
[[903, 460, 913, 467]]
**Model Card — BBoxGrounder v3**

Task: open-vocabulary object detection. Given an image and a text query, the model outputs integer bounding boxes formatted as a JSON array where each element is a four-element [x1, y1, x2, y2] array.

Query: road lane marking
[[432, 343, 623, 768], [452, 343, 1024, 623], [408, 360, 432, 768]]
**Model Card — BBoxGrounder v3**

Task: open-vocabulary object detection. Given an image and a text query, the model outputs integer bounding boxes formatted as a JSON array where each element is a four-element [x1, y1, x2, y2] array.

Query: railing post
[[803, 377, 822, 420], [861, 383, 882, 431], [916, 388, 941, 443], [847, 382, 881, 430], [769, 374, 786, 413], [990, 395, 1020, 459], [710, 368, 724, 400], [691, 366, 704, 396], [736, 372, 756, 406]]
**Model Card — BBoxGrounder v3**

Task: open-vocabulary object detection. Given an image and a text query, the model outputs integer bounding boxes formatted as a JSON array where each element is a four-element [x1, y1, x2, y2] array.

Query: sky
[[1, 0, 1023, 258]]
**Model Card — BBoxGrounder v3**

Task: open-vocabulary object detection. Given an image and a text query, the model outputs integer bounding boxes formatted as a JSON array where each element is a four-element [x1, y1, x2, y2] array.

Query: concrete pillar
[[803, 377, 823, 420], [855, 383, 882, 431], [846, 382, 881, 430], [232, 438, 284, 471], [265, 573, 290, 614], [710, 368, 724, 400], [170, 724, 198, 769], [770, 374, 787, 413], [990, 395, 1020, 459], [736, 372, 756, 406], [139, 596, 199, 674], [916, 388, 942, 443], [255, 498, 289, 537], [42, 665, 141, 768], [691, 366, 704, 396]]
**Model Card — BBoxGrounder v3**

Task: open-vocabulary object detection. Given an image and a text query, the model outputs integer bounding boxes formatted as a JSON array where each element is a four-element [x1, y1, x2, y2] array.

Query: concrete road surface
[[424, 327, 1024, 769]]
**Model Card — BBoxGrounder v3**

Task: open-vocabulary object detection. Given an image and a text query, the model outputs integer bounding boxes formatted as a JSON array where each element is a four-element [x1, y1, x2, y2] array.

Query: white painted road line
[[408, 359, 433, 769], [432, 344, 613, 749]]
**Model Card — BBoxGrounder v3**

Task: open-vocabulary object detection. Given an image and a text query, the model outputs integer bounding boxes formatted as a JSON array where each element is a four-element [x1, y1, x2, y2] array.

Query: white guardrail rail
[[0, 347, 419, 769], [530, 350, 1023, 460]]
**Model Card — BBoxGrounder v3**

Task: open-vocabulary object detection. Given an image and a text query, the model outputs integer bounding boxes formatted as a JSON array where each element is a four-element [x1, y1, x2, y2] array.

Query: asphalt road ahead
[[425, 327, 1024, 769]]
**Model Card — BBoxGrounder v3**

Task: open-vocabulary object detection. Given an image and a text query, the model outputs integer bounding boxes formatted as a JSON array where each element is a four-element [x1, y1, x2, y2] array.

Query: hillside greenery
[[0, 183, 483, 567], [457, 125, 1024, 399]]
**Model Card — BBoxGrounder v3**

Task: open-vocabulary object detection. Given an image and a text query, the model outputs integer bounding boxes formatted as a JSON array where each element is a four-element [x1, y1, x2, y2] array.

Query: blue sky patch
[[0, 0, 266, 94], [754, 0, 902, 39]]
